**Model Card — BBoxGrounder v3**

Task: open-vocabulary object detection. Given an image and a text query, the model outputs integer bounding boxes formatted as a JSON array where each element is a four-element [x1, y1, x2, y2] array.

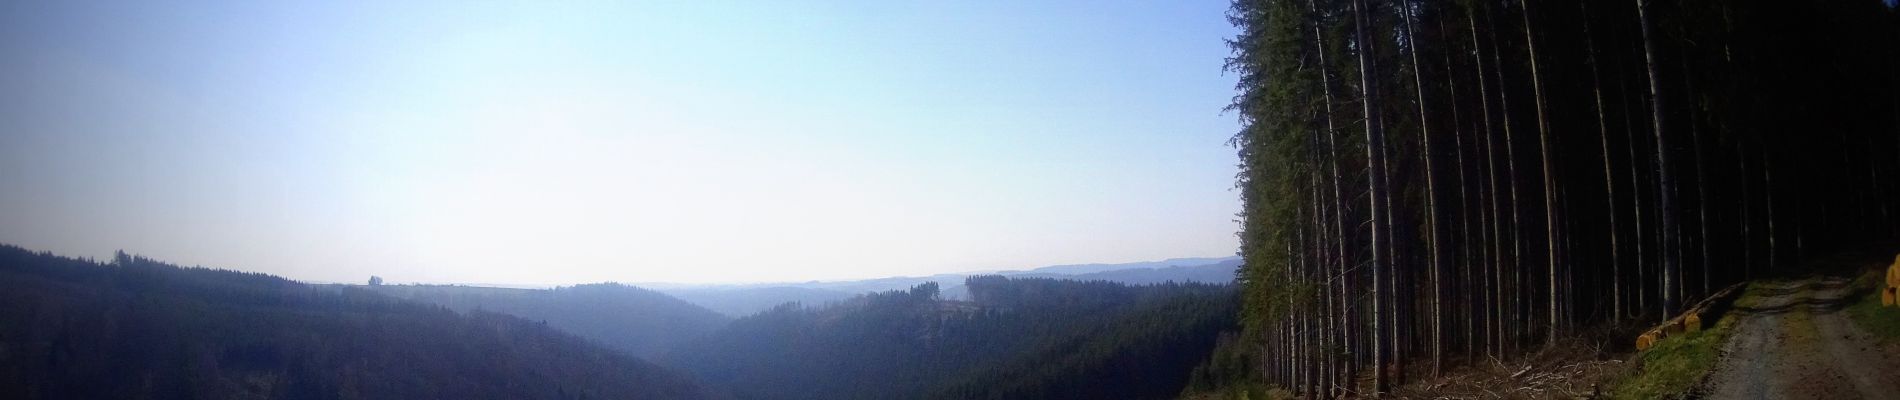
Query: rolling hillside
[[368, 283, 730, 358], [663, 276, 1237, 400], [0, 245, 716, 400]]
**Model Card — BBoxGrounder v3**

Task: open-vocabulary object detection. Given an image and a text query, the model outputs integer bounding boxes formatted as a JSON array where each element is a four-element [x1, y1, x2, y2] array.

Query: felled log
[[1635, 283, 1745, 351]]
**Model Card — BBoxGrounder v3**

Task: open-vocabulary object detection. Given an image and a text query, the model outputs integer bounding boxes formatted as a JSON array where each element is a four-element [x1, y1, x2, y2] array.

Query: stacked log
[[1885, 253, 1899, 307], [1635, 283, 1745, 351]]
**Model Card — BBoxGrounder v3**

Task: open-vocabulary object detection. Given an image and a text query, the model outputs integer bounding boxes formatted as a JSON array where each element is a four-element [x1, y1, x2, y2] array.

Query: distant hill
[[663, 276, 1236, 400], [1016, 256, 1241, 275], [660, 286, 855, 317], [367, 282, 731, 359], [661, 256, 1240, 317], [1011, 258, 1243, 285], [0, 245, 716, 400]]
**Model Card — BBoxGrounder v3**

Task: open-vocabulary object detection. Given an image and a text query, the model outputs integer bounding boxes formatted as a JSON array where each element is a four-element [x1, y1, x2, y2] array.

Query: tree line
[[1224, 0, 1899, 396]]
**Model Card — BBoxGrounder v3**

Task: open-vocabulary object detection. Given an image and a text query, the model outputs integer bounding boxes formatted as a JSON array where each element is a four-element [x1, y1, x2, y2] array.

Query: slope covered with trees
[[928, 279, 1237, 400], [659, 286, 857, 317], [368, 282, 730, 359], [0, 245, 715, 399], [1221, 0, 1899, 396], [663, 277, 1237, 400]]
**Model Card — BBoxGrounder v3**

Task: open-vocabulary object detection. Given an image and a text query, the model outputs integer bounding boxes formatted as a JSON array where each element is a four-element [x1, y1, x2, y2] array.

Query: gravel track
[[1698, 278, 1900, 400]]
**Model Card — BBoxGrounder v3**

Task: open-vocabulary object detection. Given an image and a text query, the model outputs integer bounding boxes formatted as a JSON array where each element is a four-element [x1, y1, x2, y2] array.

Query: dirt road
[[1698, 277, 1900, 399]]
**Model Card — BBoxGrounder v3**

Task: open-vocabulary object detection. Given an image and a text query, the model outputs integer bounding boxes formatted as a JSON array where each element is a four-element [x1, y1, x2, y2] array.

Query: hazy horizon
[[0, 1, 1240, 285], [295, 253, 1242, 287]]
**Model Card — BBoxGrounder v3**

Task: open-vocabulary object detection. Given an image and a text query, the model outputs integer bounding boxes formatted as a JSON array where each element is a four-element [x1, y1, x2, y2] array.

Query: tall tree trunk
[[1466, 2, 1505, 358], [1434, 9, 1475, 370], [1580, 0, 1622, 322], [1518, 0, 1561, 342], [1763, 144, 1777, 271], [1635, 0, 1679, 320], [1738, 137, 1752, 280], [1616, 23, 1649, 319], [1307, 0, 1352, 392], [1400, 0, 1445, 376], [1352, 0, 1390, 393], [1685, 60, 1712, 298], [1483, 0, 1524, 352]]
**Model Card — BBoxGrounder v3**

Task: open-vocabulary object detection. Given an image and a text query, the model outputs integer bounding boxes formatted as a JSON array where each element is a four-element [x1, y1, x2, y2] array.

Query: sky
[[0, 1, 1242, 285]]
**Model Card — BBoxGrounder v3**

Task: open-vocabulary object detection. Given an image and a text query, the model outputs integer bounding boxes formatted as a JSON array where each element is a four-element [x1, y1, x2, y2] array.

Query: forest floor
[[1693, 273, 1900, 399]]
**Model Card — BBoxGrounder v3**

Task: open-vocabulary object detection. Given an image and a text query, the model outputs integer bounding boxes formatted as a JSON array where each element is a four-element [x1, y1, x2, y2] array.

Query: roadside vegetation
[[1601, 286, 1747, 399], [1847, 267, 1900, 343]]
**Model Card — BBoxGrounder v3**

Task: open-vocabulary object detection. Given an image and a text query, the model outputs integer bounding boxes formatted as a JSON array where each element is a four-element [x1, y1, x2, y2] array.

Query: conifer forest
[[1222, 0, 1899, 396]]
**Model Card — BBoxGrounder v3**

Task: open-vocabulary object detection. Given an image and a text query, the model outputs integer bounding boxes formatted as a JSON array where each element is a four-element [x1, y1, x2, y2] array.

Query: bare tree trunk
[[1685, 60, 1711, 298], [1297, 194, 1314, 396], [1738, 138, 1752, 280], [1400, 0, 1445, 376], [1352, 0, 1390, 393], [1291, 206, 1306, 394], [1763, 144, 1776, 272], [1466, 2, 1505, 358], [1616, 26, 1649, 319], [1635, 0, 1678, 320], [1482, 0, 1523, 352], [1306, 0, 1353, 391], [1387, 143, 1405, 386], [1580, 0, 1622, 322], [1518, 0, 1561, 342], [1434, 12, 1476, 364]]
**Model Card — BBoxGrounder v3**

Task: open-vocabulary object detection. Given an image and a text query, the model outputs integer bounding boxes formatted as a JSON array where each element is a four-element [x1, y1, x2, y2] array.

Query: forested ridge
[[1217, 0, 1899, 396], [0, 245, 716, 400], [664, 277, 1238, 400], [366, 282, 730, 359], [659, 257, 1240, 318]]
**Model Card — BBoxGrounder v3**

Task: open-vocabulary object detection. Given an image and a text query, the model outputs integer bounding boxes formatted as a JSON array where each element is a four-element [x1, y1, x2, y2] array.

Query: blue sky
[[0, 1, 1241, 284]]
